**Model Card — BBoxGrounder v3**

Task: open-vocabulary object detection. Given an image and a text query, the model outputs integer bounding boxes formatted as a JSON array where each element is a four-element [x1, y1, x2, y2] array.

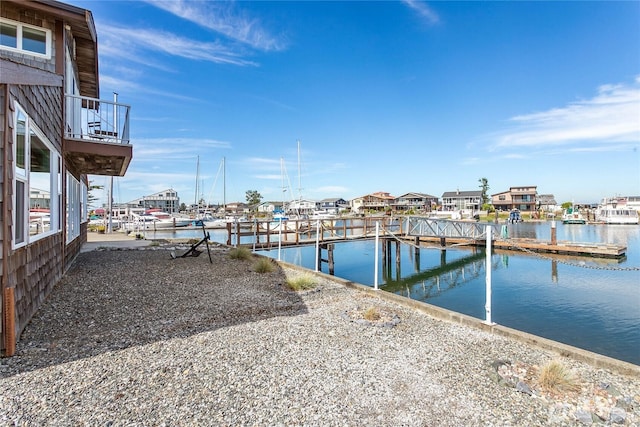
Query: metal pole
[[277, 217, 282, 261], [315, 220, 320, 271], [484, 225, 494, 325], [374, 221, 380, 290]]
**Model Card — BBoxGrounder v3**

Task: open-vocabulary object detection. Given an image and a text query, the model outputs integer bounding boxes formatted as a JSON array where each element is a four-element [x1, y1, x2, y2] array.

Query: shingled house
[[1, 0, 132, 356]]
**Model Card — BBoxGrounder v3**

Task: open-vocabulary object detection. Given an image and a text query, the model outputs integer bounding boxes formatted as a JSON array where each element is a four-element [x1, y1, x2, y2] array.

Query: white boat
[[595, 198, 639, 225], [131, 210, 193, 229], [562, 207, 586, 224]]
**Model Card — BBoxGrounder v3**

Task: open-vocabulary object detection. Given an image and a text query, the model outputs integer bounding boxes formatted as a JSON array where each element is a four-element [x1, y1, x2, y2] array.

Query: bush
[[285, 274, 317, 291], [229, 246, 252, 260], [253, 257, 275, 273]]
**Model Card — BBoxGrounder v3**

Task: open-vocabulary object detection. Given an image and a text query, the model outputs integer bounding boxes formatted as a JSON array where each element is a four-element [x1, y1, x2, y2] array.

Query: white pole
[[484, 225, 494, 325], [315, 220, 320, 271], [374, 221, 380, 290], [277, 217, 282, 261]]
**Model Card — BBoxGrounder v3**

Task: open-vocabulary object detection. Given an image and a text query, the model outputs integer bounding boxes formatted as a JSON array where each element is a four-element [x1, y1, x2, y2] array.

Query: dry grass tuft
[[285, 274, 317, 291], [253, 257, 276, 273], [229, 246, 252, 260], [363, 306, 382, 321], [537, 360, 581, 394]]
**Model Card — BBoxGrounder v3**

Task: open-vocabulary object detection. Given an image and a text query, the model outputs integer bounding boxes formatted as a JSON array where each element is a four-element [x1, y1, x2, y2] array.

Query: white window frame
[[67, 173, 81, 243], [12, 103, 61, 249], [0, 17, 52, 59], [81, 180, 88, 223]]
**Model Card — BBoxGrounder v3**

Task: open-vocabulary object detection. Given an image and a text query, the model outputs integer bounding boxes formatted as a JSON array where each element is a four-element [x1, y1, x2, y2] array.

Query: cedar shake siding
[[1, 0, 131, 356]]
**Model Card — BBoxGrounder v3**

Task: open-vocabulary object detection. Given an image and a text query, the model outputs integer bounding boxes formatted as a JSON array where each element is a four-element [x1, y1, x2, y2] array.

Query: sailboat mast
[[297, 140, 302, 201], [195, 155, 200, 207], [222, 157, 226, 212]]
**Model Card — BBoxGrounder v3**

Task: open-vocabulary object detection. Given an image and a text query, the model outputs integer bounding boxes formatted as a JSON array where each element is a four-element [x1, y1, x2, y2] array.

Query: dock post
[[328, 244, 335, 275], [374, 221, 380, 290], [315, 220, 320, 271], [226, 222, 232, 246], [395, 239, 401, 281], [551, 220, 557, 245], [484, 225, 494, 325]]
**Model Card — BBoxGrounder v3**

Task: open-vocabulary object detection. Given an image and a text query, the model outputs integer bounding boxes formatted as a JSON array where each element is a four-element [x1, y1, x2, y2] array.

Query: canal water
[[146, 222, 640, 365]]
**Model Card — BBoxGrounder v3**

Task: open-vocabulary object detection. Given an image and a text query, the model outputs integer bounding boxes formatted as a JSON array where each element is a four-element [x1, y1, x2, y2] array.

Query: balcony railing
[[65, 94, 130, 144]]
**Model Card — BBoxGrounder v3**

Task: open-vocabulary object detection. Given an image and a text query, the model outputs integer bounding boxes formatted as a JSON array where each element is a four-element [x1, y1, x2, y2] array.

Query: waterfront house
[[225, 201, 248, 216], [257, 201, 282, 215], [491, 186, 538, 212], [391, 192, 438, 213], [441, 190, 482, 212], [1, 0, 132, 356], [537, 194, 558, 214], [318, 198, 349, 214], [286, 198, 316, 215], [351, 192, 395, 214]]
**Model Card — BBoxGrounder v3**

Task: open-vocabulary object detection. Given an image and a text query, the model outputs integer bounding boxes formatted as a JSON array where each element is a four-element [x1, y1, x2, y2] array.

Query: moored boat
[[562, 207, 586, 224], [595, 198, 639, 225]]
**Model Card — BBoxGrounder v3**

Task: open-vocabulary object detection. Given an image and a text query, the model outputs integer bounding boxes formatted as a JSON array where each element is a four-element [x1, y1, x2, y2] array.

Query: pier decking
[[223, 217, 627, 259]]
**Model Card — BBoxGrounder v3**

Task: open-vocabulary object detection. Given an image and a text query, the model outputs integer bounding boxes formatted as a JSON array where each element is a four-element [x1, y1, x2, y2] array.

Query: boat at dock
[[595, 198, 639, 225], [562, 207, 586, 224], [124, 209, 193, 230]]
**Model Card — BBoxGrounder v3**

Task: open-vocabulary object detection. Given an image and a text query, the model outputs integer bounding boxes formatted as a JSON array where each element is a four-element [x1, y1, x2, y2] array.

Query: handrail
[[65, 94, 131, 144]]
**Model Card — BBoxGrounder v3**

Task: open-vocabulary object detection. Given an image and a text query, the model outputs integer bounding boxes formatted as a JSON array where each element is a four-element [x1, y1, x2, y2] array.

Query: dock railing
[[404, 217, 500, 240]]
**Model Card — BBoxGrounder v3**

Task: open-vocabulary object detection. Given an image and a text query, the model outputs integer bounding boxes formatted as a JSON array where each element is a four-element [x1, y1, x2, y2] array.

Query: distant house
[[225, 202, 248, 216], [286, 198, 316, 215], [392, 192, 438, 213], [318, 198, 349, 214], [351, 192, 395, 214], [257, 201, 282, 214], [491, 186, 538, 212], [441, 190, 482, 212], [1, 0, 132, 356], [537, 194, 557, 212], [126, 189, 180, 213]]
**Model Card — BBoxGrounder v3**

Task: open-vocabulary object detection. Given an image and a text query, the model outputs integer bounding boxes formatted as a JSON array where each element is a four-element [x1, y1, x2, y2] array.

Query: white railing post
[[374, 221, 380, 290], [277, 217, 283, 261], [484, 225, 494, 325], [315, 220, 320, 271]]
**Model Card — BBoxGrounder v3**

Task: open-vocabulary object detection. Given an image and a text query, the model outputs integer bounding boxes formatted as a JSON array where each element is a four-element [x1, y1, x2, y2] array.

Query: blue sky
[[72, 0, 640, 207]]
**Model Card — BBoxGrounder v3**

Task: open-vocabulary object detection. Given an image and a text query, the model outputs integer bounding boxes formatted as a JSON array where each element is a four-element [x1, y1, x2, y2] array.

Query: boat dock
[[222, 217, 627, 259]]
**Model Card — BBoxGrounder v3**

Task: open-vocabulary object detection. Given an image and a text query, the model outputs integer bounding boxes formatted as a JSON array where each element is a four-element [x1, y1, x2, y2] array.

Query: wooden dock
[[222, 217, 627, 259], [492, 238, 626, 258], [403, 236, 626, 259]]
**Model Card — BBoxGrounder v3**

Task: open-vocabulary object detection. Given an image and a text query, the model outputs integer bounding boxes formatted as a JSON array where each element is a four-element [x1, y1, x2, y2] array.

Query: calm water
[[148, 222, 640, 365]]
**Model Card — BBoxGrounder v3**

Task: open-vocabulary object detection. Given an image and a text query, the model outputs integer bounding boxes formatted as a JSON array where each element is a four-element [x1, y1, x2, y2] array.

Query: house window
[[67, 173, 81, 242], [13, 104, 60, 247], [0, 18, 51, 58]]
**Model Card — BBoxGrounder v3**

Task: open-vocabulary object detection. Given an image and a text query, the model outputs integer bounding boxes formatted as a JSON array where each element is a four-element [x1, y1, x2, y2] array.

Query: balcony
[[63, 94, 132, 176]]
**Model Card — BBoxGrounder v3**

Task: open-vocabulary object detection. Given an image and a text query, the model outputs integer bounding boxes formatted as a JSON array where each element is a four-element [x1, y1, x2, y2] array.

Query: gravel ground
[[1, 245, 639, 426]]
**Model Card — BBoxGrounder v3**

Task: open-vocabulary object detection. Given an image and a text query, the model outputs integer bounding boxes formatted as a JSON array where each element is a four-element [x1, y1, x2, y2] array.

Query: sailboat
[[262, 142, 311, 232], [199, 157, 232, 228]]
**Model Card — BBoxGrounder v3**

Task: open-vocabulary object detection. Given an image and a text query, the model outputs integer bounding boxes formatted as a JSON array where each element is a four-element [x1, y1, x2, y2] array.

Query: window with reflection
[[13, 103, 60, 247], [0, 18, 50, 57]]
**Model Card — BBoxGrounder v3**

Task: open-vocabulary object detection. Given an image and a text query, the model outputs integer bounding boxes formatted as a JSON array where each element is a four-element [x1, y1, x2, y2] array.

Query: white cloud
[[144, 0, 287, 52], [132, 138, 231, 161], [492, 76, 640, 150], [402, 0, 440, 25], [98, 24, 257, 66]]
